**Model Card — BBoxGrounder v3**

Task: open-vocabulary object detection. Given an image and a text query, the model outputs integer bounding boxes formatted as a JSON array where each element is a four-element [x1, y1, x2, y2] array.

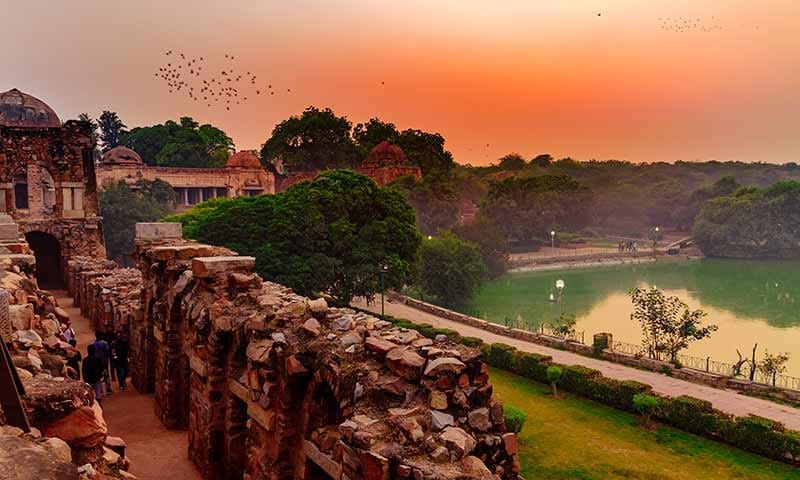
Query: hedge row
[[371, 309, 800, 465]]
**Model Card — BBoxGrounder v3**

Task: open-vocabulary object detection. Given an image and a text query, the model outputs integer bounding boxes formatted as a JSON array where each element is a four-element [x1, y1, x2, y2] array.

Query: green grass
[[489, 368, 800, 480]]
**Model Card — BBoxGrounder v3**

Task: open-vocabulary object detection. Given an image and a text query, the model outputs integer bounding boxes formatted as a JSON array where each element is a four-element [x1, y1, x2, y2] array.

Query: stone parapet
[[76, 224, 520, 479]]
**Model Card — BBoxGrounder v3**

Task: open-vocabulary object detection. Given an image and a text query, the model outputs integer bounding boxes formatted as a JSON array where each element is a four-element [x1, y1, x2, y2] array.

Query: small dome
[[0, 88, 61, 128], [362, 141, 410, 168], [102, 146, 143, 165], [226, 150, 262, 169]]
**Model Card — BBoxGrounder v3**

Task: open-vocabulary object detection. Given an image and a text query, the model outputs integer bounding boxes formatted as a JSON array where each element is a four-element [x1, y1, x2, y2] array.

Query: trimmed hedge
[[503, 404, 528, 434], [361, 306, 800, 465]]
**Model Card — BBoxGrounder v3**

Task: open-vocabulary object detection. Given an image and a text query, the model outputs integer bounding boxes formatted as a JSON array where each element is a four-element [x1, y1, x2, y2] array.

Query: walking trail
[[353, 298, 800, 430], [54, 291, 201, 480]]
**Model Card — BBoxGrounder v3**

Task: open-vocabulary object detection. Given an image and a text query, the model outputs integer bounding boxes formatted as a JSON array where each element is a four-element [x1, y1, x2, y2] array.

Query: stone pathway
[[54, 291, 201, 480], [353, 298, 800, 431]]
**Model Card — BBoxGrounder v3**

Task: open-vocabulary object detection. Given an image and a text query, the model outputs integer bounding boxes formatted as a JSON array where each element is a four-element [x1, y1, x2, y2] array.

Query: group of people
[[76, 332, 130, 403], [618, 241, 638, 253]]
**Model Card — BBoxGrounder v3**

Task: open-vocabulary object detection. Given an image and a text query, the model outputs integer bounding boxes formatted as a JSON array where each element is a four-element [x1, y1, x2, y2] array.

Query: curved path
[[353, 298, 800, 430], [54, 291, 201, 480]]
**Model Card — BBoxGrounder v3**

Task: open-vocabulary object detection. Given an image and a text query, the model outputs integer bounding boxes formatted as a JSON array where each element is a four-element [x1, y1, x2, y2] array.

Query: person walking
[[82, 344, 104, 403], [111, 336, 130, 391], [90, 332, 113, 395], [61, 320, 76, 343], [65, 339, 82, 380]]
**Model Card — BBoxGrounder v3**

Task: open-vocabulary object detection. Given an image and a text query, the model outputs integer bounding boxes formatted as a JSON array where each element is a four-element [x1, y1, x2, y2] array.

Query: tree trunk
[[551, 382, 558, 398], [749, 343, 758, 381]]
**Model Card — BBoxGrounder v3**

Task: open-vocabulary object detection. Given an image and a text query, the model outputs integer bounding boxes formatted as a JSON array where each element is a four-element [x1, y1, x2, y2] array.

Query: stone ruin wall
[[67, 225, 521, 480], [1, 228, 129, 478]]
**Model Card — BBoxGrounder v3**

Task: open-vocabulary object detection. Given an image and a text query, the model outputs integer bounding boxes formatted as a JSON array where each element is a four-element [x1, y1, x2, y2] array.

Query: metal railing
[[611, 340, 800, 390]]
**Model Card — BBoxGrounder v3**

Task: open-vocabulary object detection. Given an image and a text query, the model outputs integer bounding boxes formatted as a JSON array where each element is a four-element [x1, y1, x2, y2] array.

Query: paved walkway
[[54, 291, 201, 480], [353, 298, 800, 430]]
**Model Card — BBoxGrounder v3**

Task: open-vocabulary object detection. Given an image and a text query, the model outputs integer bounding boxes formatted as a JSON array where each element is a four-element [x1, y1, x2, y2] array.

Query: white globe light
[[555, 279, 565, 290]]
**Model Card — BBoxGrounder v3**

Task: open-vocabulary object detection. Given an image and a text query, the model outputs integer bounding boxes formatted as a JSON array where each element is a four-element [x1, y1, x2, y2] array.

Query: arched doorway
[[25, 231, 62, 289]]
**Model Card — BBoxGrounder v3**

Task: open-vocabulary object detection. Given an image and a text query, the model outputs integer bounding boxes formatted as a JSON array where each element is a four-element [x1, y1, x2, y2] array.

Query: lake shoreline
[[509, 253, 702, 273]]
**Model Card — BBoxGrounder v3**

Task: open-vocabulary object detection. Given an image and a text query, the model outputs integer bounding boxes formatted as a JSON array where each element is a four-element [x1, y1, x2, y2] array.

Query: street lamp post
[[550, 230, 556, 249], [555, 279, 565, 316], [379, 264, 388, 320]]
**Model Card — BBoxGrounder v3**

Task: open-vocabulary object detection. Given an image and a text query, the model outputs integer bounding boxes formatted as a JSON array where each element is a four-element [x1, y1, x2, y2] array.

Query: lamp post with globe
[[555, 279, 566, 316]]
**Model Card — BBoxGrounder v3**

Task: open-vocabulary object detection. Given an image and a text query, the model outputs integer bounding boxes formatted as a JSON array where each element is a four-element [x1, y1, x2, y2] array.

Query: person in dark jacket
[[82, 344, 104, 403], [65, 339, 82, 380], [90, 332, 112, 395], [111, 336, 130, 391]]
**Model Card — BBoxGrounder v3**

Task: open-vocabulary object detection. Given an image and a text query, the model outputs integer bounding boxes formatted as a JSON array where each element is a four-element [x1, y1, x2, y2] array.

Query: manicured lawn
[[489, 368, 800, 480]]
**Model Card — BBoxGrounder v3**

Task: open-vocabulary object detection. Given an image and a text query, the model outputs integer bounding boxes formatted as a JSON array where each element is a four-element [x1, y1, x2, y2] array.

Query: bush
[[484, 343, 517, 370], [503, 404, 528, 434], [719, 415, 800, 461], [633, 394, 660, 428], [657, 396, 722, 437], [509, 351, 552, 383], [460, 336, 485, 348]]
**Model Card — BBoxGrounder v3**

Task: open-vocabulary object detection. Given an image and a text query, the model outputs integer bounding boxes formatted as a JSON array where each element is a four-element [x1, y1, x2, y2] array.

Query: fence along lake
[[467, 259, 800, 376]]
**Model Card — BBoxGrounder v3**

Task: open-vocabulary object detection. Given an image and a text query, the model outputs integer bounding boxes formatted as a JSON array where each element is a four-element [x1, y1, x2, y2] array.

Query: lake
[[466, 259, 800, 375]]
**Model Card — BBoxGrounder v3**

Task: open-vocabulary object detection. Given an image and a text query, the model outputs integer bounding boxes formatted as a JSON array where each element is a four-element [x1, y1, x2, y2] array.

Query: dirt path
[[352, 298, 800, 430], [53, 291, 201, 480]]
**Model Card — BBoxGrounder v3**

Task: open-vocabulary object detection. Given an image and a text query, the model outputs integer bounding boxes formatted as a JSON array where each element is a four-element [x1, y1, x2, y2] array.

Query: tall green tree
[[481, 175, 593, 245], [394, 172, 460, 235], [354, 118, 399, 156], [98, 111, 127, 151], [416, 232, 488, 308], [260, 106, 359, 172], [395, 129, 455, 175], [693, 181, 800, 258], [497, 153, 526, 171], [629, 287, 717, 362], [452, 216, 510, 277], [100, 179, 177, 264], [166, 170, 421, 305], [120, 117, 234, 168]]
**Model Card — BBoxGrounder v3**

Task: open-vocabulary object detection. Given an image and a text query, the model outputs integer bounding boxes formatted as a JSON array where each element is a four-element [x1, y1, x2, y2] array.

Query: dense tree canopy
[[98, 111, 126, 151], [416, 232, 488, 308], [353, 118, 399, 156], [260, 107, 359, 172], [120, 117, 234, 168], [100, 179, 177, 264], [395, 129, 455, 175], [393, 172, 460, 235], [166, 170, 421, 305], [693, 181, 800, 258], [481, 175, 593, 245], [497, 153, 526, 171], [452, 216, 510, 278]]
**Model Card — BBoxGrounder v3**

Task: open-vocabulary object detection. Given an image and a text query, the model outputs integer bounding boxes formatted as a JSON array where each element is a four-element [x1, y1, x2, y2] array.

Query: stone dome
[[362, 141, 410, 168], [0, 88, 61, 128], [226, 150, 262, 169], [102, 146, 144, 165]]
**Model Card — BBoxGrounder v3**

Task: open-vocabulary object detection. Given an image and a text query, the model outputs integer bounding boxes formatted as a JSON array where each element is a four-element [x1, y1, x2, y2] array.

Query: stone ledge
[[192, 256, 255, 278]]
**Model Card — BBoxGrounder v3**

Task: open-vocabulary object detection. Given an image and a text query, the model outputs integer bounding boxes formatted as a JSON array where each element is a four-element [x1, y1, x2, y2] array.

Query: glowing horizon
[[3, 0, 798, 165]]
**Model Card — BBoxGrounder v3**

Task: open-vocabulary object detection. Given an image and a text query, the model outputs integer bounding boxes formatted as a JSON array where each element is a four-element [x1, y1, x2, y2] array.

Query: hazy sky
[[4, 1, 798, 164]]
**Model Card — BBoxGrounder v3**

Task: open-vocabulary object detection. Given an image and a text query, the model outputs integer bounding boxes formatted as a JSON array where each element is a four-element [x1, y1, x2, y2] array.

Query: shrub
[[657, 395, 722, 437], [503, 404, 528, 434], [720, 415, 800, 461], [546, 365, 563, 397], [484, 343, 517, 370], [460, 336, 485, 348], [433, 327, 462, 342], [509, 351, 552, 383], [633, 394, 660, 428]]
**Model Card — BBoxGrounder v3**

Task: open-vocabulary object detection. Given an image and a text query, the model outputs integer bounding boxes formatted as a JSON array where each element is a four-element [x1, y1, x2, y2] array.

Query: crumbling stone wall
[[68, 227, 520, 480]]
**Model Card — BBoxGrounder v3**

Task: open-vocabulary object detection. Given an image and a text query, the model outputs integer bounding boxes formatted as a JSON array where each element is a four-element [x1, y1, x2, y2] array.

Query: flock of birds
[[154, 51, 292, 111], [658, 16, 725, 33]]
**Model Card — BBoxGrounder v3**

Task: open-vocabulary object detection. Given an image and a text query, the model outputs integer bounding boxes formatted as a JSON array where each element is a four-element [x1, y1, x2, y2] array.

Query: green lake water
[[467, 259, 800, 375]]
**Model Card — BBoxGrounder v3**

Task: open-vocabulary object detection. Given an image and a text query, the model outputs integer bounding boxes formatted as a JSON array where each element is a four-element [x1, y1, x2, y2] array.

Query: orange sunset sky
[[4, 1, 799, 165]]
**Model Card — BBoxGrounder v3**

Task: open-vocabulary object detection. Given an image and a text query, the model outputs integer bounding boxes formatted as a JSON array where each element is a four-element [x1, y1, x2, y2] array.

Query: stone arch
[[24, 230, 62, 289]]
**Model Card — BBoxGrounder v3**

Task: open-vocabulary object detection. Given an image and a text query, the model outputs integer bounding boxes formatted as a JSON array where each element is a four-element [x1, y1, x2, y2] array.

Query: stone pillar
[[593, 332, 613, 351]]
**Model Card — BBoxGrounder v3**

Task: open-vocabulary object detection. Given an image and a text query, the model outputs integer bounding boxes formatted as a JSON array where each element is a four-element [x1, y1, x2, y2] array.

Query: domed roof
[[102, 146, 143, 165], [362, 141, 410, 168], [226, 150, 262, 169], [0, 88, 61, 128]]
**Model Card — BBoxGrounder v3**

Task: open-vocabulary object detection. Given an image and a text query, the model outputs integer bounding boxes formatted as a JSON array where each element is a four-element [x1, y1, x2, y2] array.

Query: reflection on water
[[468, 259, 800, 373]]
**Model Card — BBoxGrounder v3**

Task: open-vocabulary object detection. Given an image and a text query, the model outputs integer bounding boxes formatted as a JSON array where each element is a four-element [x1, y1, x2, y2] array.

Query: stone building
[[0, 88, 104, 288], [276, 141, 423, 192], [97, 148, 275, 210]]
